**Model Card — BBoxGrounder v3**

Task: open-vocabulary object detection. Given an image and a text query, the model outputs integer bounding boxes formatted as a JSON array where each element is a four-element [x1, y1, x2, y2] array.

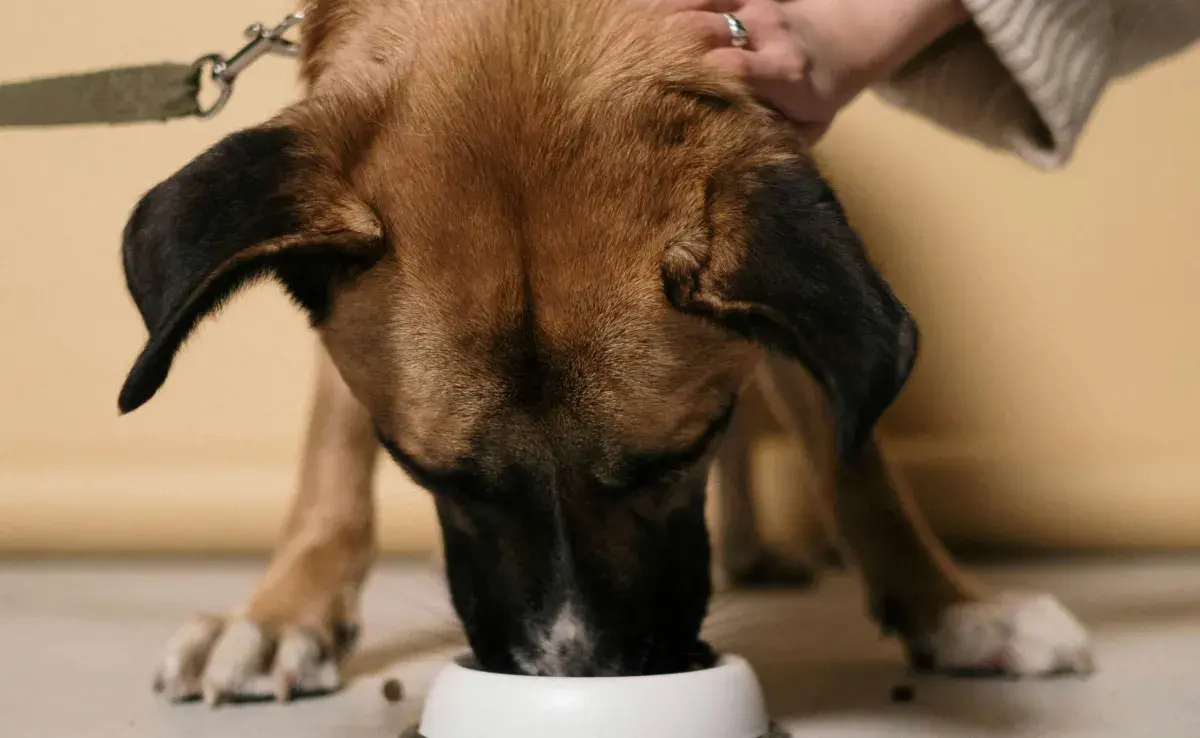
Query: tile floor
[[3, 557, 1200, 737]]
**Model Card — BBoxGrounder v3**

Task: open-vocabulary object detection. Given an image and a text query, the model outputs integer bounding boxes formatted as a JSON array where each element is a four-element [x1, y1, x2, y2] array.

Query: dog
[[118, 0, 1093, 704]]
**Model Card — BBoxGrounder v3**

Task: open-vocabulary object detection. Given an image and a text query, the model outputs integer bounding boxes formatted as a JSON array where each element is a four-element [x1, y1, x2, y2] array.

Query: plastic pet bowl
[[416, 653, 772, 738]]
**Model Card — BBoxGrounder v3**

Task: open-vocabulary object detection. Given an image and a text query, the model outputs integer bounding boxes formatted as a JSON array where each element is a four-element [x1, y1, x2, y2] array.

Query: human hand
[[647, 0, 969, 142]]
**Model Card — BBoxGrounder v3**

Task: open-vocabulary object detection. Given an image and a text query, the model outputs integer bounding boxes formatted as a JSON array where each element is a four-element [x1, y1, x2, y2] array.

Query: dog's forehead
[[382, 244, 750, 468], [356, 90, 756, 467]]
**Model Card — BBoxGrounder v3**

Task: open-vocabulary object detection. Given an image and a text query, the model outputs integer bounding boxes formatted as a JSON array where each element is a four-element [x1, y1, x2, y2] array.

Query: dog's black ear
[[663, 157, 918, 467], [118, 118, 383, 415]]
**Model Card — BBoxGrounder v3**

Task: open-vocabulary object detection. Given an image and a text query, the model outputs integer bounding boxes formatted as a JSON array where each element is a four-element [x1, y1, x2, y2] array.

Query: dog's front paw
[[907, 592, 1093, 678], [154, 614, 356, 704]]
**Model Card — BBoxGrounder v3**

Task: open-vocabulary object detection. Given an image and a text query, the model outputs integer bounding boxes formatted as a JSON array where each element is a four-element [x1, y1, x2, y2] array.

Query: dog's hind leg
[[758, 356, 1093, 678], [154, 343, 379, 705], [710, 394, 821, 591]]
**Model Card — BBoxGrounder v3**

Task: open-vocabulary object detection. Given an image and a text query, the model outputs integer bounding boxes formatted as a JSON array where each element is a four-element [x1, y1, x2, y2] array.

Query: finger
[[748, 41, 807, 83], [724, 2, 794, 58], [708, 37, 805, 82], [666, 10, 737, 47], [703, 47, 757, 81], [647, 0, 743, 13], [706, 47, 794, 81], [704, 47, 833, 128]]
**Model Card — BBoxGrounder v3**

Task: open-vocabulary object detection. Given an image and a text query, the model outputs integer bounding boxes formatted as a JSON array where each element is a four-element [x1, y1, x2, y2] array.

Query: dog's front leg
[[758, 356, 1093, 678], [838, 442, 1094, 678], [155, 345, 379, 705]]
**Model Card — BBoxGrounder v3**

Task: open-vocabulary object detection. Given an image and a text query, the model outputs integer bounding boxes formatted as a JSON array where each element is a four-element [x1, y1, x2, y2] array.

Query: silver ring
[[723, 13, 749, 49]]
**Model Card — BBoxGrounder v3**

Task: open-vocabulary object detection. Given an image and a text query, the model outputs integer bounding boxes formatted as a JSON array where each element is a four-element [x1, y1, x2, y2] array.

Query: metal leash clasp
[[193, 8, 307, 118]]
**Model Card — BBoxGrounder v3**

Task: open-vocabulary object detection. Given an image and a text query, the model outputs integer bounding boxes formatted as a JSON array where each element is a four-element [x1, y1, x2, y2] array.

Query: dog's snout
[[437, 463, 715, 680]]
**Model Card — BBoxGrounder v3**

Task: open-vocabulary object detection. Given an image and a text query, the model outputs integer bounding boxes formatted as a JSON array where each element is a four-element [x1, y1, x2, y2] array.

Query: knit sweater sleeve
[[872, 0, 1200, 170]]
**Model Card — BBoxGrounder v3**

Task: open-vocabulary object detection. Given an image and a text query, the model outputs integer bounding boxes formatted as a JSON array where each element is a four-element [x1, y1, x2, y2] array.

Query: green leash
[[0, 9, 305, 128], [0, 64, 202, 127]]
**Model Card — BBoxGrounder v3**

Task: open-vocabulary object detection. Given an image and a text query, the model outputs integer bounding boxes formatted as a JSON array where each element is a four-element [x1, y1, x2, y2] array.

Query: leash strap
[[0, 64, 201, 127], [0, 8, 306, 129]]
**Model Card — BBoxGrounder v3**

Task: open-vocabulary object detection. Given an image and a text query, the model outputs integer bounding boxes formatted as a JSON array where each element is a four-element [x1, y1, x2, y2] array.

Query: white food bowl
[[416, 653, 772, 738]]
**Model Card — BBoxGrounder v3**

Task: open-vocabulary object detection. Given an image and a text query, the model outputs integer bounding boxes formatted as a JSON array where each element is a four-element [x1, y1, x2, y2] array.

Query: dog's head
[[117, 0, 916, 677]]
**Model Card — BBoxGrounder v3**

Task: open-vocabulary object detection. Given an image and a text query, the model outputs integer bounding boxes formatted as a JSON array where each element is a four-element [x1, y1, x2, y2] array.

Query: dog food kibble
[[382, 678, 405, 703], [890, 684, 915, 703]]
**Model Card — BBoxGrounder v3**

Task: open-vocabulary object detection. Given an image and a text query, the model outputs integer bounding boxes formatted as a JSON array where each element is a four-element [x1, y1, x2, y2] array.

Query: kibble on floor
[[382, 678, 405, 703], [890, 684, 915, 703]]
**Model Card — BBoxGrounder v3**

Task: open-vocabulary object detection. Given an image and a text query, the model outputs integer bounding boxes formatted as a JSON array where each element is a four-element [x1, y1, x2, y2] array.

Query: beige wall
[[2, 1, 1198, 555]]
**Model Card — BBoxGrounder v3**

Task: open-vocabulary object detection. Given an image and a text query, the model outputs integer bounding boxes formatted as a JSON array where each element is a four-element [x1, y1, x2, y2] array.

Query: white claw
[[158, 616, 222, 701], [202, 619, 267, 697]]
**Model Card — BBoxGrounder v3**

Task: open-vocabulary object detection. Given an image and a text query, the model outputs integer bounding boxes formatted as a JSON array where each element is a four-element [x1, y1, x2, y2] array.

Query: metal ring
[[723, 13, 749, 49], [186, 9, 308, 120], [192, 54, 233, 119]]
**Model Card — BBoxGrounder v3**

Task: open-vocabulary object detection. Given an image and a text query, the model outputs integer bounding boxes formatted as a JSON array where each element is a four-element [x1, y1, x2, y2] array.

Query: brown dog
[[119, 0, 1092, 704]]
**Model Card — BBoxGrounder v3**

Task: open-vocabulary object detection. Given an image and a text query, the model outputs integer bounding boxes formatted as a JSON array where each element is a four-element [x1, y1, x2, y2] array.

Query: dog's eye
[[610, 451, 702, 494], [374, 428, 504, 509], [606, 402, 737, 494]]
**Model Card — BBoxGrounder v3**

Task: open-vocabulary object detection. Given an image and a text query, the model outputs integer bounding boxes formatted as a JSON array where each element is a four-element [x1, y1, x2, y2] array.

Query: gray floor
[[3, 557, 1200, 737]]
